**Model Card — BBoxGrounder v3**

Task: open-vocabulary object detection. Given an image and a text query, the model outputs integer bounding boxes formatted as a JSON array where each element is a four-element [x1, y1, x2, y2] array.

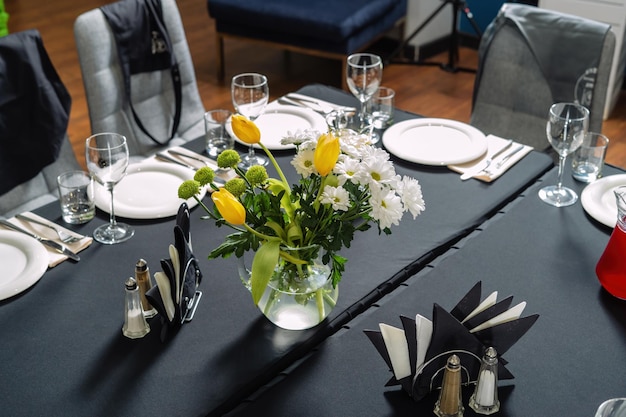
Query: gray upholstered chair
[[1, 136, 80, 218], [0, 30, 81, 218], [74, 0, 205, 158], [470, 3, 615, 151]]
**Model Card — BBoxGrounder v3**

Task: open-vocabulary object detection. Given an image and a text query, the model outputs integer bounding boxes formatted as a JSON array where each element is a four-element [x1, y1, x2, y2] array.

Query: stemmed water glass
[[538, 102, 589, 207], [231, 73, 269, 169], [346, 53, 383, 129], [85, 132, 134, 244]]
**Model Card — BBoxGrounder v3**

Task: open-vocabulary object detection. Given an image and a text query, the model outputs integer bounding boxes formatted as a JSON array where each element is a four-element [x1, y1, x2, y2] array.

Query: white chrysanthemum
[[361, 146, 391, 162], [291, 148, 316, 177], [369, 186, 404, 229], [397, 176, 425, 218], [281, 129, 320, 146], [320, 185, 351, 211], [339, 131, 370, 159], [333, 156, 364, 185], [361, 154, 396, 188]]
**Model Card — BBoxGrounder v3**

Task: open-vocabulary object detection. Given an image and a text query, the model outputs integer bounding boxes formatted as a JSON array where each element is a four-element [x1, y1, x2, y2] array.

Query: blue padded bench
[[207, 0, 407, 85]]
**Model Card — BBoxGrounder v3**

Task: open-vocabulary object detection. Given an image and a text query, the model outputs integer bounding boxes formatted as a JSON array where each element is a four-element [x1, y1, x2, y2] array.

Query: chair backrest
[[470, 3, 615, 151], [0, 30, 80, 218], [74, 0, 205, 158]]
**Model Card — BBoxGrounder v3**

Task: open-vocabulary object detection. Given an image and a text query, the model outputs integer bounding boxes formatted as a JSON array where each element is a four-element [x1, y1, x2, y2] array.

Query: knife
[[167, 149, 220, 171], [0, 219, 80, 261], [285, 93, 357, 114], [155, 153, 225, 185], [156, 153, 199, 171], [492, 144, 525, 170]]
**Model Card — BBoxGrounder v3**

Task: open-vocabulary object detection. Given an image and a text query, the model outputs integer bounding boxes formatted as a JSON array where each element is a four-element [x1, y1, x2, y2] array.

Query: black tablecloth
[[226, 164, 626, 417], [0, 85, 553, 416]]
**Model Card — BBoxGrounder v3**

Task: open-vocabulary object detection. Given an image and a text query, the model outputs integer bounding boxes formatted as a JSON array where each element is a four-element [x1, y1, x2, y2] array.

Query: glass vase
[[238, 245, 338, 330]]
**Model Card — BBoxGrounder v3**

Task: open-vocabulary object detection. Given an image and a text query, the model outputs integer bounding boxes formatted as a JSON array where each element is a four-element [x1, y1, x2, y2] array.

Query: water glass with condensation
[[595, 399, 626, 417], [57, 171, 95, 224], [572, 132, 609, 183], [205, 109, 233, 158]]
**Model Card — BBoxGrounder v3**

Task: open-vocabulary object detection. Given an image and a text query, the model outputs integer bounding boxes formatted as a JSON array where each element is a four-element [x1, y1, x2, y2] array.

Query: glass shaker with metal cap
[[122, 277, 150, 339]]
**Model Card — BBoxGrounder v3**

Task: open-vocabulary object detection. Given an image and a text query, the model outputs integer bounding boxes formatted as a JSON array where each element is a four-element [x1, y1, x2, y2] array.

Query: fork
[[15, 214, 82, 244], [483, 144, 525, 177]]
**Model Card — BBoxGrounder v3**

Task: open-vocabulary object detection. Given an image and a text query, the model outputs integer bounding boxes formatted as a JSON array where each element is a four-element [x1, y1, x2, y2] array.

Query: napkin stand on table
[[146, 203, 203, 341], [7, 212, 93, 267], [364, 281, 539, 401], [449, 135, 533, 182]]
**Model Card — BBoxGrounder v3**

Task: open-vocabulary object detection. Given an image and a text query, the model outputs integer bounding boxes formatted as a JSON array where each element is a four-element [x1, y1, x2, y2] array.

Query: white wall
[[404, 0, 454, 57]]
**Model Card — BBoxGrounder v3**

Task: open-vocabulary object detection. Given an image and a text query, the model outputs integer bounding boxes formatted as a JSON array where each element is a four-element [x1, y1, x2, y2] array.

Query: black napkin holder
[[146, 203, 203, 340], [365, 281, 539, 401]]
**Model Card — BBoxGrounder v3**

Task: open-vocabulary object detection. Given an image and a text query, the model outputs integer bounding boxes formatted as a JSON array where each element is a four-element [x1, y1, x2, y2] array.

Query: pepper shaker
[[122, 277, 150, 339], [135, 259, 156, 318], [434, 354, 464, 417]]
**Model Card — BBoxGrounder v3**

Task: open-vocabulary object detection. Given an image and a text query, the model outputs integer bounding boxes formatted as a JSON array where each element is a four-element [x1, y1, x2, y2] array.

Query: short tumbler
[[205, 109, 233, 158], [57, 171, 95, 224], [571, 132, 609, 183]]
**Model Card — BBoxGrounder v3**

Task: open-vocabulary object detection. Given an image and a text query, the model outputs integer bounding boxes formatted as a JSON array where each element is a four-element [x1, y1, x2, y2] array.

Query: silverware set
[[15, 213, 82, 243], [0, 219, 81, 261]]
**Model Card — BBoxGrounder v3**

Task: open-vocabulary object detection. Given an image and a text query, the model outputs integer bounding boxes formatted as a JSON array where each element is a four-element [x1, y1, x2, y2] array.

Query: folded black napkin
[[146, 203, 203, 340], [365, 281, 539, 401]]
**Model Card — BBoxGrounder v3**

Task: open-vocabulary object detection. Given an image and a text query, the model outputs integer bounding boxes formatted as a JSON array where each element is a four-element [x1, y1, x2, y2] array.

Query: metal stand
[[388, 0, 482, 73]]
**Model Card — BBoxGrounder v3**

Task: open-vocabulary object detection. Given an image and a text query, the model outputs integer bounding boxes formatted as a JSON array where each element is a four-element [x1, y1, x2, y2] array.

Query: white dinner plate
[[94, 161, 206, 219], [581, 174, 626, 228], [228, 105, 327, 151], [382, 118, 488, 165], [0, 230, 48, 300]]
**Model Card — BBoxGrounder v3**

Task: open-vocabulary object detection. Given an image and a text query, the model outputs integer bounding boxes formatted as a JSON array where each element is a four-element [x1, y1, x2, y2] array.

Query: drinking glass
[[231, 73, 269, 169], [538, 102, 589, 207], [346, 53, 383, 129], [85, 133, 134, 244]]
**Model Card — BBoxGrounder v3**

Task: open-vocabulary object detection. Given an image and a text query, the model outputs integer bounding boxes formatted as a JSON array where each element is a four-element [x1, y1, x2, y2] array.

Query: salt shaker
[[135, 259, 157, 318], [122, 277, 150, 339], [469, 347, 500, 415], [434, 354, 464, 417]]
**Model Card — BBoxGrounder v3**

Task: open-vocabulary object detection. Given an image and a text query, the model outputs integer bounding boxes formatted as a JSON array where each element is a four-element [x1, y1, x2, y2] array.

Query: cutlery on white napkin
[[8, 212, 92, 267], [449, 134, 533, 182]]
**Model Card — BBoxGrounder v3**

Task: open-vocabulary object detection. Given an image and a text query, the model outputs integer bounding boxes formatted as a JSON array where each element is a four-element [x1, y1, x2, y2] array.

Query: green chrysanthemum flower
[[194, 166, 215, 186], [245, 165, 268, 187], [178, 180, 200, 199], [217, 150, 241, 169], [224, 178, 247, 197]]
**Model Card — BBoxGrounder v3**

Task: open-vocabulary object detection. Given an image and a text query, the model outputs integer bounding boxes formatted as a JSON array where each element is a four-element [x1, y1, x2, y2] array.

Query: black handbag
[[100, 0, 182, 146]]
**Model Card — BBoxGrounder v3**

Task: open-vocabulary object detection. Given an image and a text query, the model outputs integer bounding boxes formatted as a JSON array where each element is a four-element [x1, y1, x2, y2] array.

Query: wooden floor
[[7, 0, 626, 169]]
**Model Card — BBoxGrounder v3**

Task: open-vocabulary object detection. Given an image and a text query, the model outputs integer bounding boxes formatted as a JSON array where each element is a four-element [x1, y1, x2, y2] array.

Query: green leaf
[[250, 240, 280, 305]]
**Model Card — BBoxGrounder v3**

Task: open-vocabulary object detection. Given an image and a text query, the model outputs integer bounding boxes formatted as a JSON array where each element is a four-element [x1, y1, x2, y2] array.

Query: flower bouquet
[[178, 114, 425, 329]]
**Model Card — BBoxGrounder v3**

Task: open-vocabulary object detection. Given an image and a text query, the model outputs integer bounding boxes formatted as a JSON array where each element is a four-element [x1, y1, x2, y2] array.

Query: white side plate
[[581, 174, 626, 228], [228, 104, 327, 150], [94, 161, 206, 219], [0, 230, 48, 300], [382, 118, 488, 165]]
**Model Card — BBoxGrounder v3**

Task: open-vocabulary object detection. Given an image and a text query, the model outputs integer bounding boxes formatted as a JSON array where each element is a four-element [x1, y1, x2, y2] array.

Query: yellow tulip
[[314, 132, 340, 176], [231, 114, 261, 144], [211, 188, 246, 225]]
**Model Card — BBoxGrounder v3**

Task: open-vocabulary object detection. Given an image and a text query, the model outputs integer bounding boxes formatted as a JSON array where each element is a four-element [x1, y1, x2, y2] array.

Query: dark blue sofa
[[207, 0, 407, 85]]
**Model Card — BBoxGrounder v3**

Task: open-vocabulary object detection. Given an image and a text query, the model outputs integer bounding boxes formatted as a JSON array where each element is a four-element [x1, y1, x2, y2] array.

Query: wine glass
[[538, 102, 589, 207], [231, 73, 269, 169], [346, 53, 383, 129], [85, 133, 134, 244]]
